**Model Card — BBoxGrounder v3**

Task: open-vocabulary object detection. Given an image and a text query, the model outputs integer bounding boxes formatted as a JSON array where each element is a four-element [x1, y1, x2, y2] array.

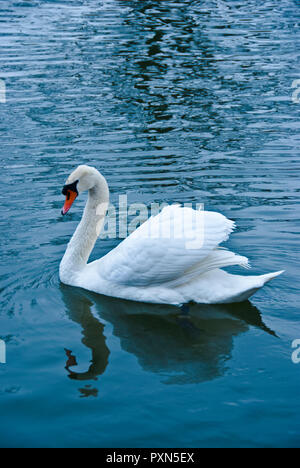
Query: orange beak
[[62, 190, 78, 215]]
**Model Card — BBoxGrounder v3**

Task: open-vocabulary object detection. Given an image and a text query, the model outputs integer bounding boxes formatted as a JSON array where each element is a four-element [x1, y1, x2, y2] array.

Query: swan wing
[[95, 205, 237, 287]]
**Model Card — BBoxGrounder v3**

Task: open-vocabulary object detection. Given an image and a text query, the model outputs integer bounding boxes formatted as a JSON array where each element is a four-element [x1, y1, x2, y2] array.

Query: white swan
[[59, 165, 283, 305]]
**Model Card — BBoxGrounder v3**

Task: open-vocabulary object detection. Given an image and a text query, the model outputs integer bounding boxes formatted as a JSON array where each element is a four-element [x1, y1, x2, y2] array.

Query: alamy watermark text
[[0, 339, 6, 364], [0, 79, 6, 103]]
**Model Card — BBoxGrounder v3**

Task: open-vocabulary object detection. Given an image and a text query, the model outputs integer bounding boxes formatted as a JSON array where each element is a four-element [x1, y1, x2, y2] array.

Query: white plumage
[[59, 165, 283, 306]]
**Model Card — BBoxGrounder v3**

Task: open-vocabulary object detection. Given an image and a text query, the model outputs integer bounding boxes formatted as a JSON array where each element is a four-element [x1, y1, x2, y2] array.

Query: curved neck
[[60, 173, 109, 281]]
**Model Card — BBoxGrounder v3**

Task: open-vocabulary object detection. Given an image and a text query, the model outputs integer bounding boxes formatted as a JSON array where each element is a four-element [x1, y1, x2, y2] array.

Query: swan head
[[61, 165, 101, 215]]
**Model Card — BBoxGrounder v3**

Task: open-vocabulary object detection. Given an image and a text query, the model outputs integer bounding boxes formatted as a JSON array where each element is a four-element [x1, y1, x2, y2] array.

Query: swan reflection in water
[[60, 284, 276, 395]]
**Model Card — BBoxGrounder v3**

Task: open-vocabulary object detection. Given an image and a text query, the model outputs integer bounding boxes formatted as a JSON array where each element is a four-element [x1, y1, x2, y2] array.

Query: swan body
[[59, 165, 283, 306]]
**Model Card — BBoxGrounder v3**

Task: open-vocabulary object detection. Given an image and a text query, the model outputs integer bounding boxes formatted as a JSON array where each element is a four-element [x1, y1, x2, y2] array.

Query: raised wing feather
[[95, 205, 235, 287]]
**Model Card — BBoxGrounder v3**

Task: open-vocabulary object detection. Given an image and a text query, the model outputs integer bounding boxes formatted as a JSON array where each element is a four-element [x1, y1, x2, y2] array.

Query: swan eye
[[61, 181, 79, 215], [62, 180, 79, 196]]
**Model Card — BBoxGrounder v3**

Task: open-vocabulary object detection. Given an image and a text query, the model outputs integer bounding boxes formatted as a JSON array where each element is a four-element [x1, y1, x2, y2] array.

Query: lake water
[[0, 0, 300, 448]]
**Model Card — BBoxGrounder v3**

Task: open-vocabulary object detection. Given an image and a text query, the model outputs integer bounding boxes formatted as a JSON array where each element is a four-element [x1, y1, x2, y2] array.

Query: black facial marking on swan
[[62, 180, 79, 196]]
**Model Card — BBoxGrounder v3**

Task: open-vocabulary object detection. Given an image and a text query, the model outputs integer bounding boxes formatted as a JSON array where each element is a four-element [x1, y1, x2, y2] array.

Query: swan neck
[[60, 173, 109, 281]]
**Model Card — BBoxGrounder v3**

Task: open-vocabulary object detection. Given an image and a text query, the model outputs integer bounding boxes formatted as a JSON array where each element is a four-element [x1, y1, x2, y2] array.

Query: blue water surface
[[0, 0, 300, 448]]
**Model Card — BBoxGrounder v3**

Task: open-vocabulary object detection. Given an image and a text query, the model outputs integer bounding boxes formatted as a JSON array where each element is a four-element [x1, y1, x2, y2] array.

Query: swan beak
[[61, 190, 78, 215]]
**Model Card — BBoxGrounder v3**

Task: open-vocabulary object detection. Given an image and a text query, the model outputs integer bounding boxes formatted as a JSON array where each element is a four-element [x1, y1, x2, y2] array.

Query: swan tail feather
[[260, 270, 285, 285], [217, 270, 284, 303]]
